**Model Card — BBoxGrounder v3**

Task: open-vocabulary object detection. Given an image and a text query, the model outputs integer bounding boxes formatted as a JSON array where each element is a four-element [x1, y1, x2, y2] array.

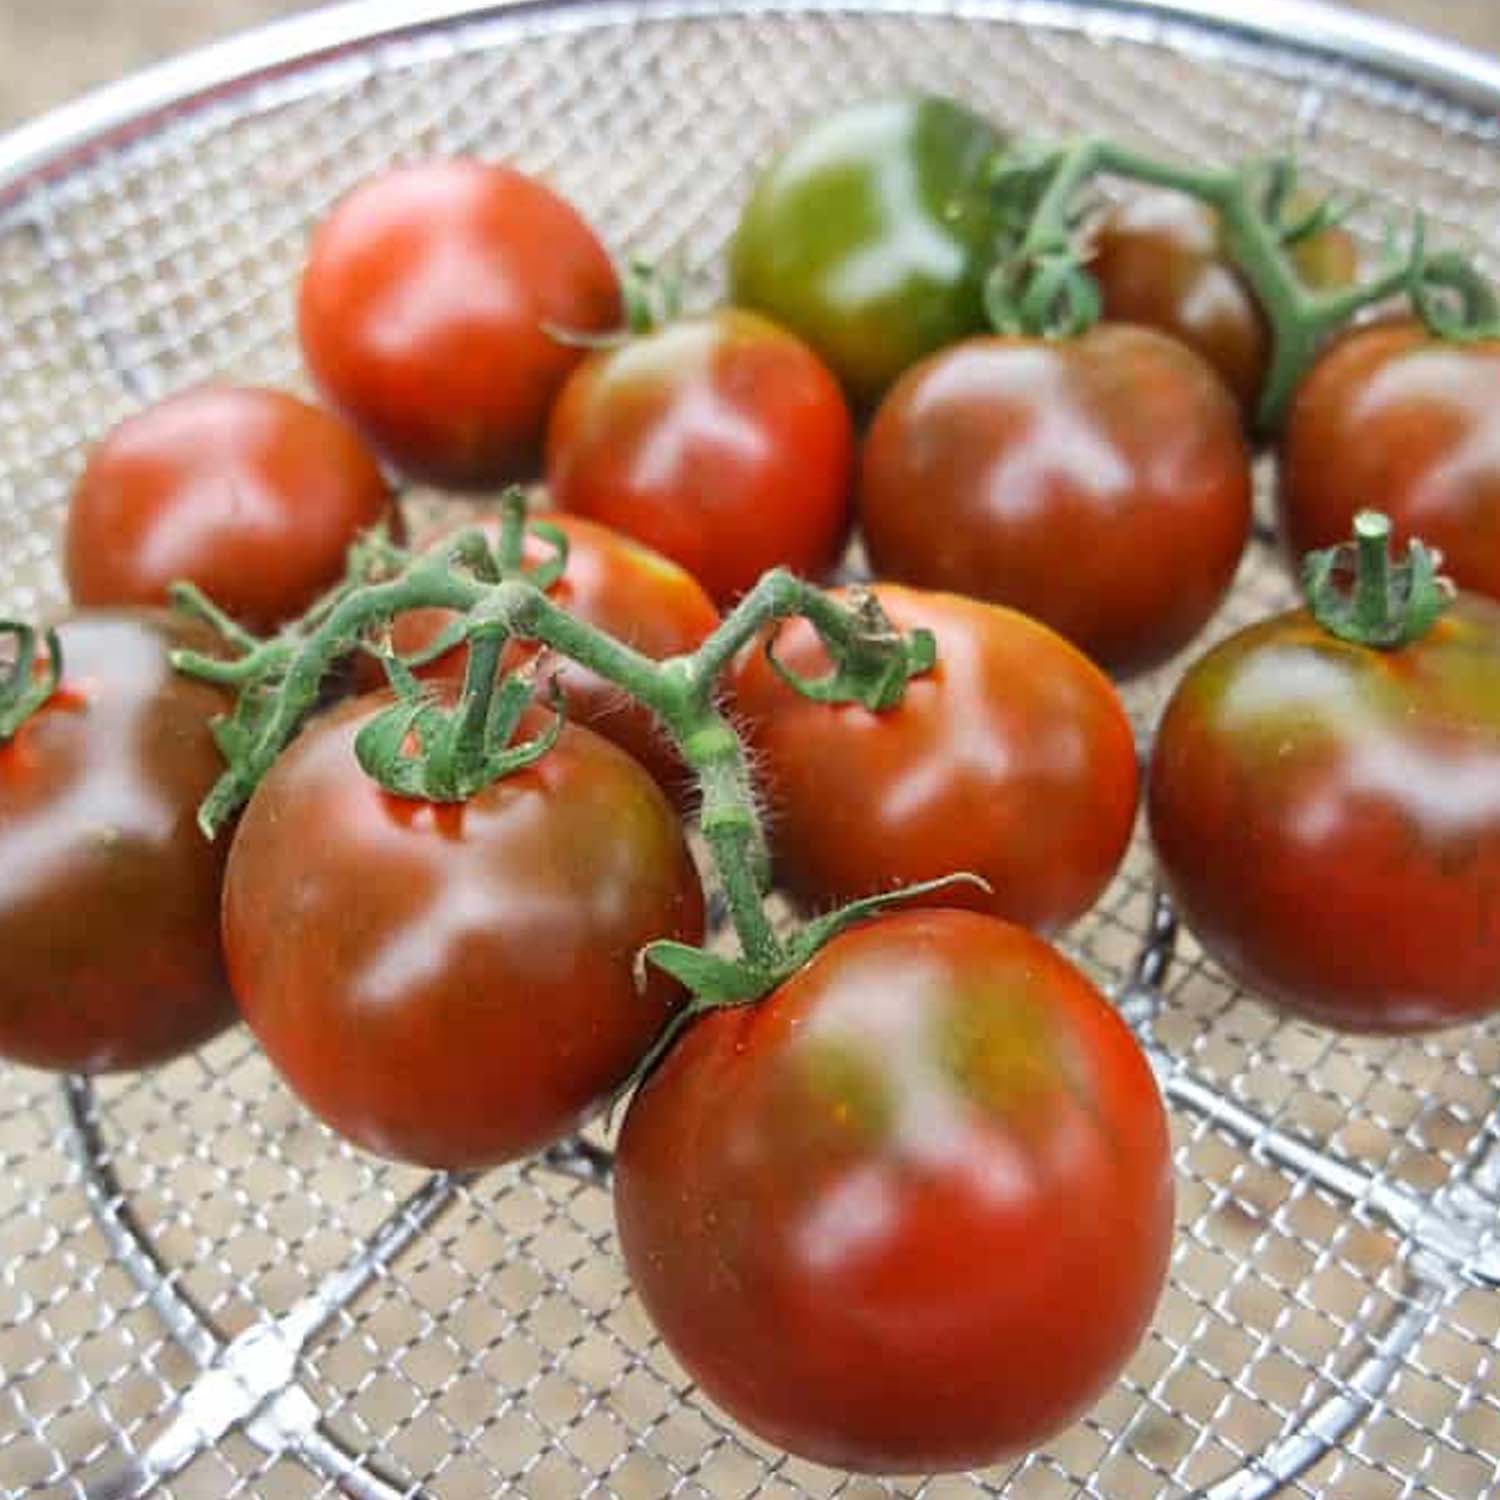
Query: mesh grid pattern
[[1, 4, 1498, 1497]]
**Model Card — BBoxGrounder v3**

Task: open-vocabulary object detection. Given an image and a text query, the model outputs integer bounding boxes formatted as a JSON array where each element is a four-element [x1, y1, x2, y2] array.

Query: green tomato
[[730, 94, 1006, 407]]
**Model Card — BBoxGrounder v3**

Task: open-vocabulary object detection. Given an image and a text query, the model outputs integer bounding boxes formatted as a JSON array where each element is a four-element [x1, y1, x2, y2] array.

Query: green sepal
[[767, 593, 937, 712], [639, 941, 773, 1005], [0, 622, 62, 741]]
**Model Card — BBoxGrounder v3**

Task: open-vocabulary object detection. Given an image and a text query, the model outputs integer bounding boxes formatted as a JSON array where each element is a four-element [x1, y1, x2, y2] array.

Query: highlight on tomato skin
[[1148, 591, 1500, 1033], [220, 692, 706, 1172], [65, 384, 395, 634], [0, 610, 236, 1073], [614, 908, 1175, 1475], [858, 325, 1254, 678], [546, 307, 855, 607], [732, 584, 1140, 935], [379, 512, 721, 807], [299, 158, 621, 489]]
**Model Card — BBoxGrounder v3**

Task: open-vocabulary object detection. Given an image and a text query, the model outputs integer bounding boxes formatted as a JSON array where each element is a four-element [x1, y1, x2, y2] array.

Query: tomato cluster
[[6, 88, 1500, 1482]]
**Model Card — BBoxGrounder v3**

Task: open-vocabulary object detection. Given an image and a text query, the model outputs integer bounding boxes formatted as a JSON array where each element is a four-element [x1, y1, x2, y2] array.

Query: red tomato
[[858, 327, 1252, 675], [0, 612, 233, 1072], [1091, 188, 1357, 422], [546, 308, 854, 604], [615, 908, 1174, 1473], [299, 160, 621, 488], [1149, 596, 1500, 1031], [732, 585, 1138, 933], [1280, 320, 1500, 603], [65, 385, 393, 632], [222, 695, 704, 1168], [380, 513, 719, 804]]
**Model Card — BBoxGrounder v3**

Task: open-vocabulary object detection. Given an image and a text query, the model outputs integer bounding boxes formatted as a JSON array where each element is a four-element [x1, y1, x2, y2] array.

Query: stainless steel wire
[[0, 4, 1497, 1497]]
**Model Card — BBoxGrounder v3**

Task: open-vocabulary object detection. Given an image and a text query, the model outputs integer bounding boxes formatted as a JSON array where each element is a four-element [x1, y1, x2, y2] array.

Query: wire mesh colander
[[2, 2, 1499, 1497]]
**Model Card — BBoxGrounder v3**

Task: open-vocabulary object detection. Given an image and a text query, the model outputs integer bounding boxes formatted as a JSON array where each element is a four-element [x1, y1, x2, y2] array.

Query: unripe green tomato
[[730, 94, 1007, 407]]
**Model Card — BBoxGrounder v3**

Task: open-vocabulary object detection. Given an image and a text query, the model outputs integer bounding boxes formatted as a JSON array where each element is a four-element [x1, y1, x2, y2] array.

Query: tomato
[[1280, 320, 1500, 603], [298, 160, 621, 488], [1090, 188, 1357, 421], [546, 309, 854, 604], [732, 586, 1137, 933], [222, 695, 705, 1168], [65, 385, 393, 633], [0, 611, 233, 1072], [858, 327, 1253, 675], [615, 908, 1173, 1473], [381, 512, 720, 803], [730, 95, 1007, 407], [1148, 595, 1500, 1032]]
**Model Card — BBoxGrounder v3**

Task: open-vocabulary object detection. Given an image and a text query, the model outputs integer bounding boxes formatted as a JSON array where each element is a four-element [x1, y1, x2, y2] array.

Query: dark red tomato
[[223, 695, 704, 1169], [299, 159, 621, 488], [0, 611, 233, 1072], [380, 513, 719, 804], [732, 586, 1138, 933], [546, 308, 854, 605], [615, 908, 1174, 1473], [858, 327, 1253, 676], [66, 385, 393, 633], [1280, 320, 1500, 603], [1149, 596, 1500, 1032], [1091, 188, 1358, 422]]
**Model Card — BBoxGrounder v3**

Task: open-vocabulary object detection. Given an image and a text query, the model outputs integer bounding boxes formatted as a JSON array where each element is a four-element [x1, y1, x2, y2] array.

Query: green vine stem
[[0, 622, 63, 741], [987, 137, 1500, 429], [173, 510, 945, 1002], [1302, 510, 1454, 649]]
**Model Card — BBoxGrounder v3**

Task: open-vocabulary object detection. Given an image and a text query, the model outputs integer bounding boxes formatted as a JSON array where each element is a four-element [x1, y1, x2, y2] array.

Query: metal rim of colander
[[3, 4, 1499, 1498], [2, 0, 1500, 213]]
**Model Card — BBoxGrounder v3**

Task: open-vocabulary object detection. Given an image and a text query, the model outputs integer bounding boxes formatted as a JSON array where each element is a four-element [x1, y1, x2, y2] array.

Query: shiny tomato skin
[[615, 908, 1174, 1473], [382, 513, 719, 804], [1148, 597, 1500, 1032], [858, 327, 1253, 676], [730, 95, 1008, 407], [299, 160, 621, 488], [732, 586, 1138, 933], [1280, 320, 1500, 603], [1091, 189, 1357, 422], [0, 611, 234, 1072], [546, 309, 854, 605], [222, 696, 705, 1169], [65, 385, 393, 632]]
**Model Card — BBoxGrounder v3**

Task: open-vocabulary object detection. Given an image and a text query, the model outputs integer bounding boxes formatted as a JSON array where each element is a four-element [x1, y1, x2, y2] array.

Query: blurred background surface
[[0, 1, 1498, 131]]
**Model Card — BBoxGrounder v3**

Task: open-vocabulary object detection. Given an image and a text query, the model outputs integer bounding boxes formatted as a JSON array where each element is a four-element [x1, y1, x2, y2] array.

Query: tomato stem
[[172, 501, 940, 990], [988, 137, 1500, 430], [0, 622, 63, 742], [1302, 510, 1455, 649]]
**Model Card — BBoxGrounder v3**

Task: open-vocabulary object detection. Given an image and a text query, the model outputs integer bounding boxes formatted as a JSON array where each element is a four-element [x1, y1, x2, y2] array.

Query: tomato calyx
[[764, 586, 936, 711], [546, 259, 685, 349], [627, 871, 991, 1090], [0, 622, 64, 741], [1303, 510, 1455, 650]]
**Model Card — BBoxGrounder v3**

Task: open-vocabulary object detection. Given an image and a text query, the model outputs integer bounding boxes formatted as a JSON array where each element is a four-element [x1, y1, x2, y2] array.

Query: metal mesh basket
[[2, 3, 1498, 1497]]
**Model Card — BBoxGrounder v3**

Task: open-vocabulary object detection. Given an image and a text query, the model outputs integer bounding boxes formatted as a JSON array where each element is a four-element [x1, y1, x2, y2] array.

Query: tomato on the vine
[[858, 327, 1253, 676], [222, 695, 704, 1168], [730, 95, 1008, 407], [1280, 320, 1500, 603], [66, 385, 393, 632], [0, 611, 234, 1072], [546, 309, 853, 605], [1149, 588, 1500, 1032], [1090, 188, 1357, 422], [732, 585, 1138, 933], [299, 160, 620, 488], [381, 512, 720, 803], [615, 908, 1174, 1473]]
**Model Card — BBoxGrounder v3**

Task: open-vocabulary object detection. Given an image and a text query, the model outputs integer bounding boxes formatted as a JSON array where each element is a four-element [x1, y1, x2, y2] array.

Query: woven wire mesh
[[1, 3, 1498, 1497]]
